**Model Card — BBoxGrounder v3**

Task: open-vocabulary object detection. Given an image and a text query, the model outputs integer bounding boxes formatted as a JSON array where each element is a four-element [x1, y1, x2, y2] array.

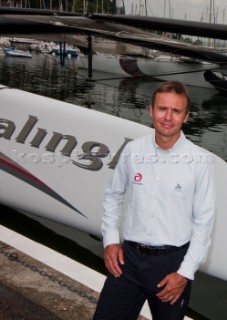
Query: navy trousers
[[93, 241, 191, 320]]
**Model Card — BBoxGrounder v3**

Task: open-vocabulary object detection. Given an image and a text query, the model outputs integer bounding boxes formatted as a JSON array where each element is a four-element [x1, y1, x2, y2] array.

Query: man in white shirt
[[93, 81, 216, 320]]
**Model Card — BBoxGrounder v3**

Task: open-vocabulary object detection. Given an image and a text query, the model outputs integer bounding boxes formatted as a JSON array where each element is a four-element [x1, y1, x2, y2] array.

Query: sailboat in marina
[[74, 0, 227, 89], [76, 48, 219, 88], [1, 5, 227, 319]]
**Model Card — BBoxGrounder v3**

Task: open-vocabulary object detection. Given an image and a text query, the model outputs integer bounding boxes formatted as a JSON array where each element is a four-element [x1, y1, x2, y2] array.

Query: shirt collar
[[151, 131, 186, 153]]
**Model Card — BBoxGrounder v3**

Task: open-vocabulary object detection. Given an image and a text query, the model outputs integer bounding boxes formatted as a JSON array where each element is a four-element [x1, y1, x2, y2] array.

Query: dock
[[0, 224, 197, 319], [0, 225, 150, 319], [0, 240, 98, 319]]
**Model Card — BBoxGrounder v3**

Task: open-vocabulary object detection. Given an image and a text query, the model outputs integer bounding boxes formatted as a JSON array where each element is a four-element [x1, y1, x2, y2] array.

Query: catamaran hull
[[77, 54, 218, 88], [0, 85, 227, 282]]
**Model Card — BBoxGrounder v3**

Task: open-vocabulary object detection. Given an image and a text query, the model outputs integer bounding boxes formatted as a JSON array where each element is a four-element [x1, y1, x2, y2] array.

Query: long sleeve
[[177, 158, 216, 280], [101, 146, 129, 248]]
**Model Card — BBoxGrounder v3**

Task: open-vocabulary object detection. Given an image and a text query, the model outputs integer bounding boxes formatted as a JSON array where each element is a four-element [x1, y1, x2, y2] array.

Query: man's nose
[[165, 109, 172, 120]]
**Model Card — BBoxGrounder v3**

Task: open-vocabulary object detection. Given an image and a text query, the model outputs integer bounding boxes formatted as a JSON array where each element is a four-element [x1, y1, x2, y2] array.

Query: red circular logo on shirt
[[134, 173, 142, 182]]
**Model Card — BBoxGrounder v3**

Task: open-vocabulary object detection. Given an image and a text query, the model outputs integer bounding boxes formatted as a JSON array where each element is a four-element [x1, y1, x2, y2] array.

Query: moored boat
[[1, 84, 227, 284], [204, 70, 227, 92], [77, 53, 219, 89], [3, 47, 32, 58], [51, 48, 79, 57]]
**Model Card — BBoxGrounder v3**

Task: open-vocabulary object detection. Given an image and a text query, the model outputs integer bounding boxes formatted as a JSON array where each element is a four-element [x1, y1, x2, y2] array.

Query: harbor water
[[1, 50, 227, 162], [0, 49, 227, 320]]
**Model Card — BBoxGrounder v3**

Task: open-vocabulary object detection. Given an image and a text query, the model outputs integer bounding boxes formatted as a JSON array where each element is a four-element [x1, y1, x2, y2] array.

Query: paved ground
[[0, 241, 148, 320]]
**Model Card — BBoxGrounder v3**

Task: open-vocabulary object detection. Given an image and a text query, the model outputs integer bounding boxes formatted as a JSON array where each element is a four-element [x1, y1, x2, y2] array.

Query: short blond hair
[[152, 81, 190, 112]]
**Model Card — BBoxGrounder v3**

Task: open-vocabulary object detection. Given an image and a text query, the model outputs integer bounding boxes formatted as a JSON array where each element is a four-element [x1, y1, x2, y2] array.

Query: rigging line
[[75, 53, 133, 81], [40, 50, 78, 74], [34, 52, 149, 99], [39, 51, 222, 100], [146, 0, 155, 16], [30, 49, 221, 100]]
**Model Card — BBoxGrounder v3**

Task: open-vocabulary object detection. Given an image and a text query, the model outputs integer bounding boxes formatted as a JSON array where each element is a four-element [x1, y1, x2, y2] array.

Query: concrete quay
[[0, 240, 98, 320], [0, 226, 150, 320]]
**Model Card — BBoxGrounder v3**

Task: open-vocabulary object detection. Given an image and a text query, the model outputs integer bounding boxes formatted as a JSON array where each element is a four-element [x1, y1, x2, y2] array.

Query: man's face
[[150, 92, 189, 141]]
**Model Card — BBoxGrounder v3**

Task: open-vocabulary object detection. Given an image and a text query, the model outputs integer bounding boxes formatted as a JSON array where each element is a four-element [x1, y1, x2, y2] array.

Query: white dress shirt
[[102, 132, 216, 280]]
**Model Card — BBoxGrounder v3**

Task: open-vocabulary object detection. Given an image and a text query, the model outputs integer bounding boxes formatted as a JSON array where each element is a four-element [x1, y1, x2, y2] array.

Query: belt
[[126, 240, 190, 255]]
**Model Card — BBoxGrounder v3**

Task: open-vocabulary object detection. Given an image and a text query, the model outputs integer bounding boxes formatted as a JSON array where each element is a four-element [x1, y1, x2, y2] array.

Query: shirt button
[[156, 177, 160, 181]]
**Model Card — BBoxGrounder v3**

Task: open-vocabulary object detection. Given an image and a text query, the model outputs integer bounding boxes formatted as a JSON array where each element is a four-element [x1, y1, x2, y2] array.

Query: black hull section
[[204, 70, 227, 92]]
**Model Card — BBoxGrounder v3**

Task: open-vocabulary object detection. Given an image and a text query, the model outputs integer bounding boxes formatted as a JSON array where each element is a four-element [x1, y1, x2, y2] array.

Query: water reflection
[[1, 49, 227, 320], [1, 50, 227, 160]]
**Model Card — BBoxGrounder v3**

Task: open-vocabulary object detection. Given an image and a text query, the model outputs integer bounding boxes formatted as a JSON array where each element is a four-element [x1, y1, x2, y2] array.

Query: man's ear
[[183, 112, 190, 123]]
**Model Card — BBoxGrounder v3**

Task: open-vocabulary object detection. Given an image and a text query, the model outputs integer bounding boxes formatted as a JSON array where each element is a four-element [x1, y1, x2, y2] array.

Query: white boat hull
[[0, 85, 227, 282], [77, 54, 218, 88], [3, 47, 32, 58]]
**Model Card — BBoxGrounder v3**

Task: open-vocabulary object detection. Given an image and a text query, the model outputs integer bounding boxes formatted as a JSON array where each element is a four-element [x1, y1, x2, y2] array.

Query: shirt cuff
[[177, 265, 195, 280], [103, 230, 120, 248]]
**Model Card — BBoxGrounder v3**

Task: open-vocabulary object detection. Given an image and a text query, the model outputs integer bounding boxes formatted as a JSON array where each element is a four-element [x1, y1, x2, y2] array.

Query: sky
[[122, 0, 227, 24]]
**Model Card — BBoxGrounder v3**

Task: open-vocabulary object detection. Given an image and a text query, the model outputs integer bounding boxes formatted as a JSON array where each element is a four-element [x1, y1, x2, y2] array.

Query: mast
[[164, 0, 166, 17], [223, 8, 226, 48], [208, 0, 213, 47], [144, 0, 147, 16]]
